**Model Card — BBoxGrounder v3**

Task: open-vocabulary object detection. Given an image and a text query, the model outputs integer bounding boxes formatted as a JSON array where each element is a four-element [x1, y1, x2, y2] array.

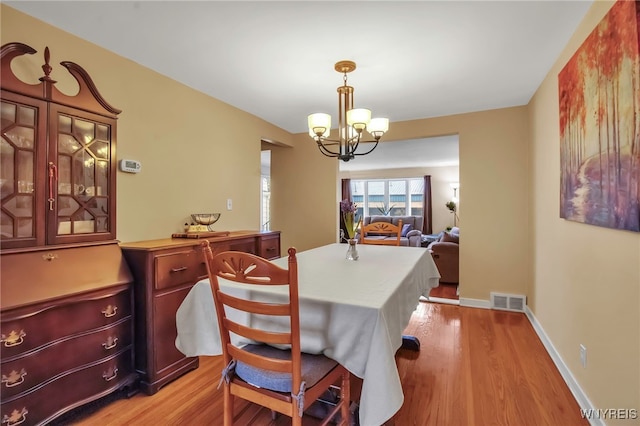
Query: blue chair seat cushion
[[234, 344, 339, 393]]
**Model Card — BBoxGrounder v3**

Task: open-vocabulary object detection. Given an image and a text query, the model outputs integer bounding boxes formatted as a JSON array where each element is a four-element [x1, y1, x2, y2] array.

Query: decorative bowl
[[191, 213, 221, 230]]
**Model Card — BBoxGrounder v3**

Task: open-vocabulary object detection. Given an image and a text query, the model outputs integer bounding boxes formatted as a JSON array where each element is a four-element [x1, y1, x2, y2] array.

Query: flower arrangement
[[446, 201, 459, 226], [340, 199, 361, 240]]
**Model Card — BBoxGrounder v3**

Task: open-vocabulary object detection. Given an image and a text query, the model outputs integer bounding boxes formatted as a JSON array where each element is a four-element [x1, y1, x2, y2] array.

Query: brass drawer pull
[[1, 369, 27, 388], [101, 305, 118, 318], [102, 336, 118, 350], [1, 330, 26, 347], [1, 407, 28, 426], [170, 266, 188, 273], [42, 253, 58, 261], [102, 367, 118, 382]]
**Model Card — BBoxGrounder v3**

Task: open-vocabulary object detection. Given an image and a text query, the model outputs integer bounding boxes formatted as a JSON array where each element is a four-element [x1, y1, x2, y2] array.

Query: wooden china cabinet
[[0, 43, 137, 425]]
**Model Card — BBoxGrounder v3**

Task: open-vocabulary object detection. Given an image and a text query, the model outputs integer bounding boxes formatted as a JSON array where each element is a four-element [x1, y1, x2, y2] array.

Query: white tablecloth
[[175, 243, 440, 426]]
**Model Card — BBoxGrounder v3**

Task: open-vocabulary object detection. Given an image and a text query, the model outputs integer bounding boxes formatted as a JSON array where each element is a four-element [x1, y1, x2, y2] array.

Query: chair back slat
[[211, 252, 290, 285], [360, 219, 403, 246], [224, 318, 292, 345], [228, 344, 293, 374], [218, 291, 291, 316]]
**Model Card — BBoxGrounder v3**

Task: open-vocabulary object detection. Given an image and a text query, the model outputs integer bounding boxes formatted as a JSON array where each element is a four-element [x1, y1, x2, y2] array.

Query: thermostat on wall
[[119, 159, 141, 173]]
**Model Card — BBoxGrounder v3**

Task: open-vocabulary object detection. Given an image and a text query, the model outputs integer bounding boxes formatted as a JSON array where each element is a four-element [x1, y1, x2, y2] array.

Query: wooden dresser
[[0, 243, 137, 426], [0, 43, 136, 424], [120, 230, 281, 395]]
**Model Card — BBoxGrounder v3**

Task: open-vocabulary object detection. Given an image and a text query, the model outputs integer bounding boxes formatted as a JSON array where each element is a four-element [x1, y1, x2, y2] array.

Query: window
[[351, 178, 424, 217], [260, 150, 271, 231], [261, 175, 270, 231]]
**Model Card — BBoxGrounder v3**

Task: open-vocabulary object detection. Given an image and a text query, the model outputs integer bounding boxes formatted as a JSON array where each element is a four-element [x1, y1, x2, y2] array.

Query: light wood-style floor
[[68, 302, 588, 426], [426, 283, 458, 300]]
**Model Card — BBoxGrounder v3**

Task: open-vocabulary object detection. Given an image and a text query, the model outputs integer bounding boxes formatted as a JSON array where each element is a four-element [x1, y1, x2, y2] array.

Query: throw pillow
[[441, 231, 459, 244], [401, 223, 413, 237]]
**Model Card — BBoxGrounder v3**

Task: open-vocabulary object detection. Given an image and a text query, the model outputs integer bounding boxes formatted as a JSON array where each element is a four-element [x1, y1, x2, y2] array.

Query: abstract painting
[[558, 0, 640, 232]]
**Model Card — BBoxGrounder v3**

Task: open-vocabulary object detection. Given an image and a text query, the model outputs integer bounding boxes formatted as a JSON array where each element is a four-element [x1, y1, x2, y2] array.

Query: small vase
[[346, 238, 359, 261]]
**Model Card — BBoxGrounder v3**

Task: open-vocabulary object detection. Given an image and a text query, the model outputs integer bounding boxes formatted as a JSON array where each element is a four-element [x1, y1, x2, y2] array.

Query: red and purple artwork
[[558, 0, 640, 232]]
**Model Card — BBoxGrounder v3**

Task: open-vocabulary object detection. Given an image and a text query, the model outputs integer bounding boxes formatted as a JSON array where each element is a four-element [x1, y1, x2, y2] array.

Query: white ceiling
[[6, 0, 592, 169], [338, 135, 459, 171]]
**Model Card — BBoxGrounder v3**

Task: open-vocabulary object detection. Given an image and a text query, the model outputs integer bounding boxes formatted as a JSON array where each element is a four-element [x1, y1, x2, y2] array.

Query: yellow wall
[[1, 5, 293, 243], [272, 105, 531, 303], [529, 0, 640, 419], [268, 133, 338, 252], [375, 109, 531, 300]]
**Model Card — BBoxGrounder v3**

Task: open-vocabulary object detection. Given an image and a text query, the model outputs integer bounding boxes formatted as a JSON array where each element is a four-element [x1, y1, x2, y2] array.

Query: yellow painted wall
[[268, 133, 338, 253], [272, 104, 531, 304], [371, 108, 531, 301], [1, 5, 293, 243], [528, 0, 640, 419]]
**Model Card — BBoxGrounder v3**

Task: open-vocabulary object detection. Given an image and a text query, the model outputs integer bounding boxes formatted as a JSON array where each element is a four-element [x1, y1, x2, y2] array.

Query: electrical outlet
[[226, 198, 232, 210], [580, 344, 587, 368]]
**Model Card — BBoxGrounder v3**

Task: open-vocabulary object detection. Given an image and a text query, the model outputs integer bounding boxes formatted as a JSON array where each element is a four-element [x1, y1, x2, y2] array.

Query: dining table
[[175, 243, 440, 426]]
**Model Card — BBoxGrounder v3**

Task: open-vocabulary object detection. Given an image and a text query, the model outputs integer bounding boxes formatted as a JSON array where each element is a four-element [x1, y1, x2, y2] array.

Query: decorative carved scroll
[[1, 42, 121, 117]]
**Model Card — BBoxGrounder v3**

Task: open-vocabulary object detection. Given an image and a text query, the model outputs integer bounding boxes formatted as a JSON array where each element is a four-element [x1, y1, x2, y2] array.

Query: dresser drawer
[[259, 237, 280, 259], [1, 289, 131, 360], [229, 237, 257, 255], [0, 348, 134, 426], [155, 249, 207, 291], [1, 319, 132, 400]]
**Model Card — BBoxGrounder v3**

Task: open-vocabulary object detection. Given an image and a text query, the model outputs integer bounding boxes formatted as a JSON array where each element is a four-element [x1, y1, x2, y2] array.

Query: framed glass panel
[[409, 179, 424, 216], [367, 181, 384, 216], [389, 180, 407, 216]]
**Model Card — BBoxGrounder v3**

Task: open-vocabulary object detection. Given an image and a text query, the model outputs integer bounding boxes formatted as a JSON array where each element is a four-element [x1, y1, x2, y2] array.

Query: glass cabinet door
[[0, 96, 46, 248], [49, 107, 115, 244]]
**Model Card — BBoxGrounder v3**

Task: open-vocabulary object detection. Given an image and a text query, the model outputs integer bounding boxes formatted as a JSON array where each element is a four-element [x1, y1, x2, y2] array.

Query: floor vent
[[490, 292, 526, 312]]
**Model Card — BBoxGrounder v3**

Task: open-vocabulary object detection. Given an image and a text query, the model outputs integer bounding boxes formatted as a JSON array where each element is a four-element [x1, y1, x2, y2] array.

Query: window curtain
[[341, 178, 352, 201], [423, 175, 433, 234], [339, 179, 352, 242]]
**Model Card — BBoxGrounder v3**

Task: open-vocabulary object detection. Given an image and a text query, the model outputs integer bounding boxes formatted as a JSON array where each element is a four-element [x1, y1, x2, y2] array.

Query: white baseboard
[[524, 306, 603, 426], [459, 297, 491, 309]]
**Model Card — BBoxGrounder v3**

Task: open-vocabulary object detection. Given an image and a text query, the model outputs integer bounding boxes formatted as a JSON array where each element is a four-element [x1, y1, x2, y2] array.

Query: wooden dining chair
[[360, 219, 403, 246], [201, 241, 351, 426]]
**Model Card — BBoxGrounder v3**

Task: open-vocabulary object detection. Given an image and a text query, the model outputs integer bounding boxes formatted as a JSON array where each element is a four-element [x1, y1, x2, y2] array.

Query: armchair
[[427, 227, 459, 284]]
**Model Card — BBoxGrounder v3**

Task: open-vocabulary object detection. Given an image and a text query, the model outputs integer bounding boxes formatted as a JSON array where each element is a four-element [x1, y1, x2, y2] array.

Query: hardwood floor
[[427, 283, 459, 300], [67, 302, 588, 426]]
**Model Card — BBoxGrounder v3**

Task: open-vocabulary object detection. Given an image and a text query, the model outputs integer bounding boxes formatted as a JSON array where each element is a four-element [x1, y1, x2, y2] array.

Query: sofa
[[427, 227, 459, 283], [359, 215, 423, 247]]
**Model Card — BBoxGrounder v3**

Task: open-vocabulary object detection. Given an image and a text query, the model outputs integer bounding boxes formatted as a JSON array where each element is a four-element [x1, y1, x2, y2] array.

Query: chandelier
[[307, 60, 389, 162]]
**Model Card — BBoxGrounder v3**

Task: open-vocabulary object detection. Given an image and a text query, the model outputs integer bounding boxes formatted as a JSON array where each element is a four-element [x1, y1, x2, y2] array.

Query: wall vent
[[490, 292, 526, 312]]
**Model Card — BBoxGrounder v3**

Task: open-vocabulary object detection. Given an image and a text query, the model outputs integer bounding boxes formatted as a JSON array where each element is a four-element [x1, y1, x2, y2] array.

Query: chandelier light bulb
[[367, 117, 389, 139], [347, 108, 371, 132], [340, 125, 358, 141], [308, 113, 331, 137], [309, 126, 330, 139]]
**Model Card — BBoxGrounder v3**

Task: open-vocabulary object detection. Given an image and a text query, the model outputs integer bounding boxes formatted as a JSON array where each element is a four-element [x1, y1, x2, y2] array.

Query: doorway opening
[[260, 150, 271, 231]]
